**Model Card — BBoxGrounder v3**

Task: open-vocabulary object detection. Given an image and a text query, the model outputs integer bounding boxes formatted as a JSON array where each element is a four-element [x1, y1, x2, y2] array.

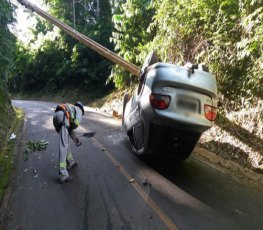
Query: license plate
[[176, 97, 198, 112]]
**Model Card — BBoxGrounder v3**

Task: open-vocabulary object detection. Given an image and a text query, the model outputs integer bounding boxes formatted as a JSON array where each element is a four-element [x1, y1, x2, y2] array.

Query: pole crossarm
[[17, 0, 141, 77]]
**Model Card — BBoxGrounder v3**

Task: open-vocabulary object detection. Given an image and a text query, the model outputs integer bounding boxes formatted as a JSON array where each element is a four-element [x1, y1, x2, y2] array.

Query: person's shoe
[[67, 162, 78, 171], [59, 175, 73, 184]]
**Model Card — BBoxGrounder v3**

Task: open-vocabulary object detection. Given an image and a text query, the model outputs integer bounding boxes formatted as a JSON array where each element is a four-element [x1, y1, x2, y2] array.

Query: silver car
[[122, 52, 218, 161]]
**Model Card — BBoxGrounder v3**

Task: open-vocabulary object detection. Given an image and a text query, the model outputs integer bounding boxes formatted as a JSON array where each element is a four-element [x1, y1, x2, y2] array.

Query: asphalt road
[[1, 100, 263, 230]]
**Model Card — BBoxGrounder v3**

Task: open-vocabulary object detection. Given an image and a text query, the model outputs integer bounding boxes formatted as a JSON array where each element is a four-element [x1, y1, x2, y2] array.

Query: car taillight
[[204, 105, 217, 121], [150, 94, 171, 110]]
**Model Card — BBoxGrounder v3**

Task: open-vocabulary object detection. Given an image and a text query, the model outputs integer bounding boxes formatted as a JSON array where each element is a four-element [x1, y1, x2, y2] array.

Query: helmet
[[75, 101, 84, 115]]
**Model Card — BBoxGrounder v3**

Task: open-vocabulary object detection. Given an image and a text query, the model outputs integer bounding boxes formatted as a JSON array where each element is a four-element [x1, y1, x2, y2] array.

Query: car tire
[[127, 123, 147, 156]]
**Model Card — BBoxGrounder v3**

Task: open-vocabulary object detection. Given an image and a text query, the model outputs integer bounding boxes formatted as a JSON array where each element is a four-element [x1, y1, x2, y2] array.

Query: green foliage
[[110, 0, 156, 88], [0, 0, 16, 147], [6, 0, 263, 102], [109, 0, 263, 101], [148, 0, 263, 100], [0, 3, 16, 197], [236, 2, 263, 98], [0, 107, 23, 205], [8, 0, 114, 96], [23, 140, 48, 161], [0, 86, 15, 145], [0, 0, 16, 79]]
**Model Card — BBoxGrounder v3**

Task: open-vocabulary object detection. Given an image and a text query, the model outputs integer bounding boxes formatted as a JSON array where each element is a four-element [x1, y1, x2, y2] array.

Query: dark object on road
[[82, 132, 96, 138], [122, 51, 218, 162]]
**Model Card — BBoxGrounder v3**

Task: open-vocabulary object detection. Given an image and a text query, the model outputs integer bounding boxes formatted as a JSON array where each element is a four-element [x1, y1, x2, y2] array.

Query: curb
[[193, 147, 263, 187]]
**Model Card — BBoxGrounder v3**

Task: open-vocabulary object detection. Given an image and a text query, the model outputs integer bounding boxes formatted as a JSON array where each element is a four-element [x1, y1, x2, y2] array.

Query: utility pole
[[73, 0, 76, 27]]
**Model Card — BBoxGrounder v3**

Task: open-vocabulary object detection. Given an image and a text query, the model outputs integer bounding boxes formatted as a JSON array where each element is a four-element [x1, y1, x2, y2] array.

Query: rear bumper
[[153, 111, 211, 133], [142, 106, 212, 134]]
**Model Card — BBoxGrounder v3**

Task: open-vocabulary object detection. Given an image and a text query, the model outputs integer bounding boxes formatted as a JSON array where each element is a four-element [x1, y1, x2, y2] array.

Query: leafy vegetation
[[4, 0, 262, 104], [0, 0, 16, 147], [110, 0, 263, 102], [110, 0, 156, 88], [23, 140, 49, 161], [0, 0, 20, 204], [0, 107, 24, 204], [9, 0, 114, 97], [0, 0, 16, 76]]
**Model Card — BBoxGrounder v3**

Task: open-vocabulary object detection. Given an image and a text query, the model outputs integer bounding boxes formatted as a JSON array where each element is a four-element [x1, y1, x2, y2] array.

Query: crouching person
[[53, 102, 84, 183]]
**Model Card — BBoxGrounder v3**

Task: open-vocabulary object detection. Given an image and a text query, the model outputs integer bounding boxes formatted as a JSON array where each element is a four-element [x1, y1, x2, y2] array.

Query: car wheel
[[127, 122, 147, 155]]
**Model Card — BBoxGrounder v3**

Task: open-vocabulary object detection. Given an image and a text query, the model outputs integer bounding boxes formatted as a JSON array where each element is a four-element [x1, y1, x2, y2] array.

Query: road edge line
[[92, 137, 178, 230]]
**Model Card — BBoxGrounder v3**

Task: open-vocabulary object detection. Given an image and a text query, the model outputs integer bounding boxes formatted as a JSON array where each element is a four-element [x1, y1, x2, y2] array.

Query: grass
[[0, 107, 24, 205]]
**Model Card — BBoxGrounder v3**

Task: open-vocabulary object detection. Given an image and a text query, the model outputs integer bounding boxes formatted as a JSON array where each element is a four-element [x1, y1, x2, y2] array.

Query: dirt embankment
[[199, 102, 263, 174]]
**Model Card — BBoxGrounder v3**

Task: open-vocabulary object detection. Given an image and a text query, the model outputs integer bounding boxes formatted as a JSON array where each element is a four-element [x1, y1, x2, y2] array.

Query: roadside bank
[[0, 107, 24, 213]]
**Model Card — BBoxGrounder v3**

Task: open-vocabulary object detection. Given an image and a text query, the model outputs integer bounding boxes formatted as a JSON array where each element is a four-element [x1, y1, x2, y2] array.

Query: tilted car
[[122, 52, 218, 161]]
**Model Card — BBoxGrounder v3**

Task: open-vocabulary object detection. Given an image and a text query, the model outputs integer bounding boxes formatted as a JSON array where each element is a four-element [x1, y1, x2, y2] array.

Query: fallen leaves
[[23, 140, 48, 161]]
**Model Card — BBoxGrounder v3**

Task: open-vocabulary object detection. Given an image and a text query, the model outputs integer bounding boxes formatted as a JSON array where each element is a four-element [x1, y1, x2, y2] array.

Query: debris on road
[[112, 110, 122, 119], [32, 169, 39, 178], [82, 132, 96, 138], [23, 140, 49, 161], [33, 174, 39, 179], [9, 133, 16, 140]]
